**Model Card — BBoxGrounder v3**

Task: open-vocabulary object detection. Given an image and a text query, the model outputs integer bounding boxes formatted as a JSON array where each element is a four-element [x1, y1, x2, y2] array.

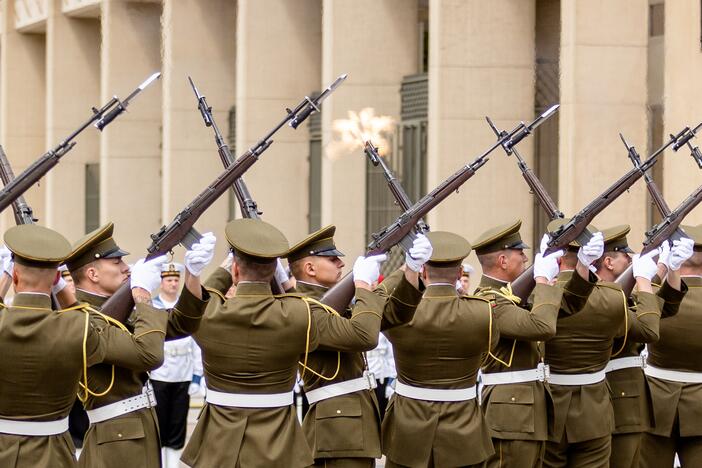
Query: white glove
[[352, 254, 388, 285], [658, 241, 670, 269], [220, 252, 234, 270], [0, 246, 13, 277], [405, 234, 433, 272], [52, 276, 67, 295], [275, 259, 290, 285], [184, 232, 216, 277], [385, 378, 396, 399], [668, 237, 694, 271], [533, 234, 564, 282], [130, 255, 168, 292], [188, 382, 201, 396], [633, 248, 660, 280], [577, 232, 605, 267]]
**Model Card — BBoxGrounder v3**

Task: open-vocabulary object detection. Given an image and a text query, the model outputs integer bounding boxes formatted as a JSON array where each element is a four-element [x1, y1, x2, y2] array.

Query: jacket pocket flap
[[95, 417, 145, 444], [315, 394, 363, 419], [609, 380, 641, 399], [490, 383, 535, 404]]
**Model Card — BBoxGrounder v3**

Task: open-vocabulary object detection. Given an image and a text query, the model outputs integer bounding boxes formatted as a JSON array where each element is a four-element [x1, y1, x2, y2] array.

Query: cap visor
[[103, 248, 129, 259], [510, 241, 530, 250], [315, 248, 345, 257]]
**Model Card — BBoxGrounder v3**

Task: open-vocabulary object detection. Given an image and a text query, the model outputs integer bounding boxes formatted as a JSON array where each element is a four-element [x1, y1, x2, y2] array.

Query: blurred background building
[[0, 0, 699, 280]]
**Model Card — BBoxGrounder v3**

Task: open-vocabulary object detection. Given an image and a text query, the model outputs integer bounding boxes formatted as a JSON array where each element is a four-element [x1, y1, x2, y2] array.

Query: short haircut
[[70, 260, 97, 285], [592, 251, 620, 272], [425, 264, 461, 283], [234, 253, 276, 282], [477, 251, 501, 270], [560, 251, 578, 269], [289, 257, 309, 280]]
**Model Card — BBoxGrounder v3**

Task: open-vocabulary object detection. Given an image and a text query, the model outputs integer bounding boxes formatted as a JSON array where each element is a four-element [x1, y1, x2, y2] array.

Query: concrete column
[[662, 0, 702, 223], [0, 0, 46, 232], [427, 0, 535, 257], [235, 0, 321, 246], [45, 0, 100, 240], [162, 0, 236, 269], [100, 0, 162, 257], [559, 0, 649, 241], [322, 0, 417, 258]]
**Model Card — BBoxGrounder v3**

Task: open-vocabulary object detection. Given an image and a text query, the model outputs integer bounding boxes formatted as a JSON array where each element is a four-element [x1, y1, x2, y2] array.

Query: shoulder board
[[274, 292, 307, 299], [473, 292, 495, 301], [597, 282, 624, 292], [204, 287, 226, 302], [460, 294, 492, 304], [58, 302, 93, 314]]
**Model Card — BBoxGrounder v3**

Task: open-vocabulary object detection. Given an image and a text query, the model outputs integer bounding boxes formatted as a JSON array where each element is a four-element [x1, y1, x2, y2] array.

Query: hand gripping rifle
[[100, 75, 347, 322], [542, 124, 702, 256], [484, 105, 592, 303], [186, 76, 346, 293], [319, 105, 559, 312], [0, 72, 161, 214], [614, 131, 702, 294]]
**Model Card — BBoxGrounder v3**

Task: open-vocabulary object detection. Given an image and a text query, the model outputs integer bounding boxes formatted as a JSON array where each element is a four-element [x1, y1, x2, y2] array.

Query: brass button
[[510, 397, 516, 402], [621, 392, 626, 396], [117, 433, 122, 438], [336, 410, 342, 414]]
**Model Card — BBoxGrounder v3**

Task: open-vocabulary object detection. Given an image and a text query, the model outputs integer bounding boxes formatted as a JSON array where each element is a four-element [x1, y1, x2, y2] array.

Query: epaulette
[[459, 294, 492, 304], [473, 292, 496, 301], [597, 282, 623, 292], [274, 292, 307, 299], [57, 302, 93, 314], [205, 287, 226, 302]]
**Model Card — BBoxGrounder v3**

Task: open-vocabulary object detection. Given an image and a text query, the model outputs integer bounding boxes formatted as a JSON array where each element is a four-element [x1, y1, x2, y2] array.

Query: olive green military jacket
[[181, 267, 386, 468], [546, 271, 663, 444], [646, 275, 702, 437], [296, 270, 423, 461], [382, 284, 498, 467], [0, 292, 170, 468], [77, 286, 208, 468], [606, 280, 686, 436], [476, 272, 595, 442]]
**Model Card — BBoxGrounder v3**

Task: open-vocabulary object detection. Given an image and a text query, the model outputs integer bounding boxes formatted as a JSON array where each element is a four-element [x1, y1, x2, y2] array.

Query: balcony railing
[[14, 0, 47, 32], [62, 0, 100, 18]]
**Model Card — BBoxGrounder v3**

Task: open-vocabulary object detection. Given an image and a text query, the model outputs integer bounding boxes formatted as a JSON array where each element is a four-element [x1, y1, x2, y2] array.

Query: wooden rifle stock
[[320, 106, 559, 310]]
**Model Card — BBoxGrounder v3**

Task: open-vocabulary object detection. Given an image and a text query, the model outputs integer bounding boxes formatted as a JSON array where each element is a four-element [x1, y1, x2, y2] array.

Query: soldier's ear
[[85, 266, 99, 283], [304, 260, 316, 278]]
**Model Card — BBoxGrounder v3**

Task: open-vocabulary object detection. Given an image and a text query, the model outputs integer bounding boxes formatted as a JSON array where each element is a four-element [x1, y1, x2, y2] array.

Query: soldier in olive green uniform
[[0, 225, 165, 467], [286, 226, 429, 467], [64, 223, 212, 468], [181, 219, 391, 468], [473, 220, 599, 468], [382, 231, 499, 467], [543, 220, 671, 468], [595, 227, 690, 468], [640, 225, 702, 468]]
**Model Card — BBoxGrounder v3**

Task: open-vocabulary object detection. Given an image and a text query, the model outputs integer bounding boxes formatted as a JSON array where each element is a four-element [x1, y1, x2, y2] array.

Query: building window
[[227, 106, 237, 221], [85, 163, 100, 233], [308, 105, 322, 232], [365, 73, 428, 274], [650, 3, 664, 38]]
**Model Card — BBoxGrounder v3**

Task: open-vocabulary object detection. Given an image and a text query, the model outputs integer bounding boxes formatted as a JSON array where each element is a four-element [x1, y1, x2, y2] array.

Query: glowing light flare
[[327, 108, 395, 160]]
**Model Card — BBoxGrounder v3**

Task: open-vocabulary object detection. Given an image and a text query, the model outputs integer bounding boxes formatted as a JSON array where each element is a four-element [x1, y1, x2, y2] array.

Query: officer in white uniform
[[150, 263, 204, 468]]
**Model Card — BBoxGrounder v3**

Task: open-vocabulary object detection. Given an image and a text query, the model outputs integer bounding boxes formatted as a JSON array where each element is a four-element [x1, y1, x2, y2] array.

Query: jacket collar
[[12, 292, 52, 310], [235, 282, 273, 296]]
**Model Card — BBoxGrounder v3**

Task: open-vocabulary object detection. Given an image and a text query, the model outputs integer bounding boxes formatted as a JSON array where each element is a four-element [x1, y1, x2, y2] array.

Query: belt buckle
[[538, 363, 550, 382], [364, 371, 377, 390]]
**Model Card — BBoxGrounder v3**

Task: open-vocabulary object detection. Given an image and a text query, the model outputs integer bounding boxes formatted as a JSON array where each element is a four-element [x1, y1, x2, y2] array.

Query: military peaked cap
[[681, 224, 702, 250], [287, 225, 344, 264], [4, 225, 72, 268], [64, 222, 129, 271], [473, 220, 529, 255], [161, 262, 184, 278], [426, 231, 471, 267], [600, 225, 634, 254], [225, 218, 289, 262]]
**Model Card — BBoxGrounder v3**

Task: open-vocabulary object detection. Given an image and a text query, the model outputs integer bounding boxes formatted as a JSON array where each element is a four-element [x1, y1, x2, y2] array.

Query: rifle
[[319, 105, 559, 312], [0, 146, 37, 225], [484, 110, 594, 303], [0, 72, 161, 214], [365, 141, 429, 234], [614, 132, 702, 295], [543, 123, 702, 255], [188, 76, 292, 293], [100, 75, 347, 322]]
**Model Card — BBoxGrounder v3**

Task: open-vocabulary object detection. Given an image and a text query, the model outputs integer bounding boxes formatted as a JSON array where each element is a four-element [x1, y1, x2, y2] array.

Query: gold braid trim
[[610, 288, 629, 358], [205, 287, 226, 302], [476, 287, 519, 367], [292, 296, 342, 382]]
